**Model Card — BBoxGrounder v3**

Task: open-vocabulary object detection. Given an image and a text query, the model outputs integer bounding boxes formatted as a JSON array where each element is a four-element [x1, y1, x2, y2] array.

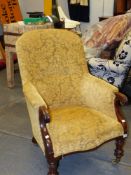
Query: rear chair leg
[[112, 136, 125, 164], [32, 137, 38, 145]]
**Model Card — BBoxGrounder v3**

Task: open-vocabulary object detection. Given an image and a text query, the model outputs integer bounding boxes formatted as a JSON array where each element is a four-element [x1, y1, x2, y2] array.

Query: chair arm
[[80, 74, 119, 119], [23, 82, 51, 154], [23, 81, 47, 109], [115, 92, 128, 105], [23, 82, 50, 124]]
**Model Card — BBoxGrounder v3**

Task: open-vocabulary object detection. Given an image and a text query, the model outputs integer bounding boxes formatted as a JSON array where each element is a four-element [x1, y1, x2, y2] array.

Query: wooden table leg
[[0, 42, 6, 60], [6, 51, 15, 88]]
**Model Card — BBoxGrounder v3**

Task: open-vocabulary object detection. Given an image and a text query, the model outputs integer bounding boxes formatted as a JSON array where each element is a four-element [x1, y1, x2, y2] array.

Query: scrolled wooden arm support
[[39, 106, 59, 175], [114, 92, 128, 137], [39, 106, 53, 155], [39, 106, 50, 124], [115, 92, 128, 105]]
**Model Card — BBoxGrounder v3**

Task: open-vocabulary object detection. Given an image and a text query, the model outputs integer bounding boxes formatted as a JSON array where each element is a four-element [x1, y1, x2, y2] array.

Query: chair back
[[16, 29, 87, 108]]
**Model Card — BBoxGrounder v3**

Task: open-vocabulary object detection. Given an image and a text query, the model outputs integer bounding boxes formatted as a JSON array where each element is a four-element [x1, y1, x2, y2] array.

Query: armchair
[[16, 29, 128, 175]]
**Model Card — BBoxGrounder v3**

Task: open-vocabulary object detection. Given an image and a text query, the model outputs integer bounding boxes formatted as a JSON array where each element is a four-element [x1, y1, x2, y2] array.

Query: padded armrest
[[23, 82, 47, 109], [81, 74, 119, 119]]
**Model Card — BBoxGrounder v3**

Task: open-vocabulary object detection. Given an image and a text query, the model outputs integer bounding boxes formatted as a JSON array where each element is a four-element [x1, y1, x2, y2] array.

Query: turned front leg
[[113, 136, 125, 164], [47, 158, 59, 175]]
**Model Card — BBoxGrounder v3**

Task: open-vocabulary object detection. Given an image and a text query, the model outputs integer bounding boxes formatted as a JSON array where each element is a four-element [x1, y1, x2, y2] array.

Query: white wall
[[19, 0, 69, 18], [18, 0, 114, 32], [18, 0, 43, 18], [90, 0, 114, 24]]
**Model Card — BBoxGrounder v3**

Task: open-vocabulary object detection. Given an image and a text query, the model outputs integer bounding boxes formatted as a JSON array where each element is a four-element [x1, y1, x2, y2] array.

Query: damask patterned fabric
[[47, 105, 122, 157], [88, 30, 131, 88], [16, 29, 124, 157]]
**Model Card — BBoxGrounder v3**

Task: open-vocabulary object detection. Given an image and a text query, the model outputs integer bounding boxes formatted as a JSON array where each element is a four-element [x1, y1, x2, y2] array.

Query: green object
[[24, 17, 50, 25]]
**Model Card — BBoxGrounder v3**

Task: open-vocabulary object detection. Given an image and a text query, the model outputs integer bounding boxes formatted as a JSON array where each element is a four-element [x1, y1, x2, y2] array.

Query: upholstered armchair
[[16, 29, 128, 175]]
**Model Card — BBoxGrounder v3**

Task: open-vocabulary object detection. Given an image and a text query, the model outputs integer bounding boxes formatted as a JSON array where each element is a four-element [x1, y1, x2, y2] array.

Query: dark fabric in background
[[68, 0, 90, 22]]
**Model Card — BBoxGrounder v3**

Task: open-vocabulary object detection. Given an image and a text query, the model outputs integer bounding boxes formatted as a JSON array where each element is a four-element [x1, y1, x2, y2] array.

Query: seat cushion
[[47, 106, 123, 157]]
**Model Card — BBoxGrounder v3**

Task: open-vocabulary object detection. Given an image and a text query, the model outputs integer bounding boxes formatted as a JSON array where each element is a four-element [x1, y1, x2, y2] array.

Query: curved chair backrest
[[16, 29, 87, 108]]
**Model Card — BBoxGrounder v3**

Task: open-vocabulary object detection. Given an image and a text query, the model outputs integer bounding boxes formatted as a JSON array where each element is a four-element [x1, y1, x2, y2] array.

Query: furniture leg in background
[[5, 48, 15, 88], [0, 41, 6, 60], [4, 22, 53, 88]]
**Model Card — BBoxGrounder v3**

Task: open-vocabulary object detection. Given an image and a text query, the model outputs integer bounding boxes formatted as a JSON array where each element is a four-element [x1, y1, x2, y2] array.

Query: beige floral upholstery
[[16, 29, 124, 158]]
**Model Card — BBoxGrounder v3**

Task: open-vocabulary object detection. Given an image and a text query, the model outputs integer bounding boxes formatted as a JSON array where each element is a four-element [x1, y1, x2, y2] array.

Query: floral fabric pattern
[[88, 30, 131, 88]]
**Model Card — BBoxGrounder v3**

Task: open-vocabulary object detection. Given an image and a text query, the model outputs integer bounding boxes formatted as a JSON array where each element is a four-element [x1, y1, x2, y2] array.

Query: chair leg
[[32, 137, 38, 144], [113, 136, 125, 164], [47, 157, 59, 175]]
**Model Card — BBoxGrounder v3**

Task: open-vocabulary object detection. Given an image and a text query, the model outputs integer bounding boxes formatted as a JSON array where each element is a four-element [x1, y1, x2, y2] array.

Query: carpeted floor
[[0, 68, 131, 175]]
